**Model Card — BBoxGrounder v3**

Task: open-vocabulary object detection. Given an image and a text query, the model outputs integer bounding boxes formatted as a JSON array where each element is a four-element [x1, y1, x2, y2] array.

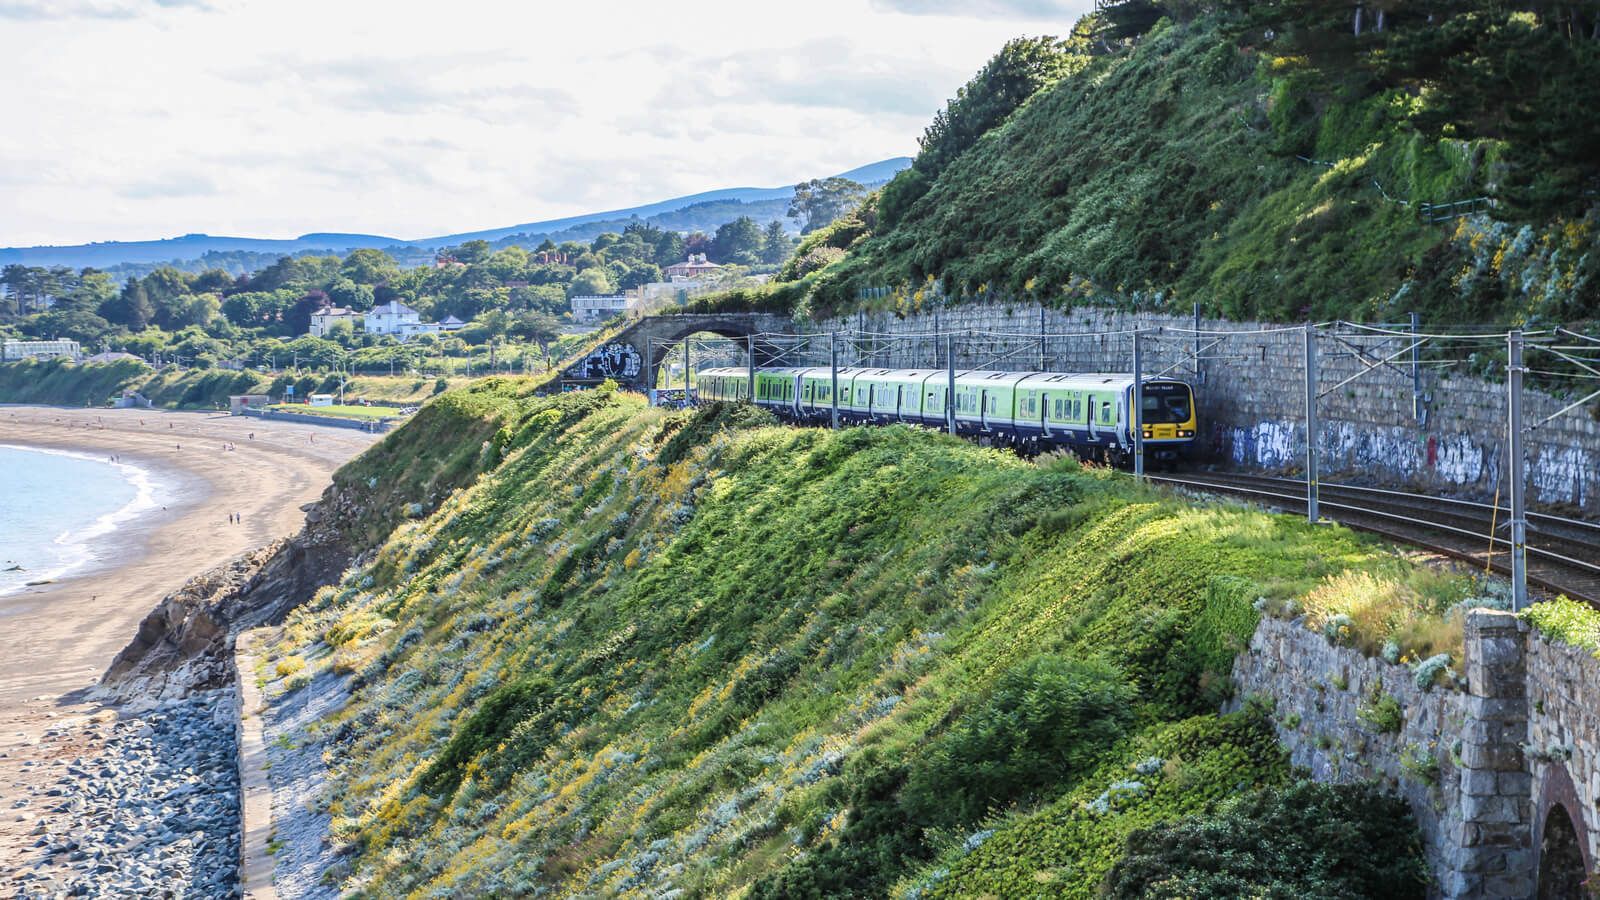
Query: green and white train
[[695, 366, 1199, 464]]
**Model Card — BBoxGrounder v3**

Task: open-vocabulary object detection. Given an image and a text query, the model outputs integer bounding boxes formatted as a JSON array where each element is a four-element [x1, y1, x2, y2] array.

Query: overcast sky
[[0, 0, 1093, 247]]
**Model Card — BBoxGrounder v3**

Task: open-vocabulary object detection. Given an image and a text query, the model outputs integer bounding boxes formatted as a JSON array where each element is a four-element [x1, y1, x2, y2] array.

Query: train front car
[[1132, 379, 1198, 463]]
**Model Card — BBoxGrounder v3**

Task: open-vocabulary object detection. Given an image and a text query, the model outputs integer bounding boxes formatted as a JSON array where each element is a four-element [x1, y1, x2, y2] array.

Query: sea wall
[[1230, 610, 1599, 898], [798, 304, 1600, 516]]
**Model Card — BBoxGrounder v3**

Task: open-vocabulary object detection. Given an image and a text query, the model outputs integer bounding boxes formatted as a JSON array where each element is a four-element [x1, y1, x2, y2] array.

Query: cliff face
[[99, 493, 362, 701]]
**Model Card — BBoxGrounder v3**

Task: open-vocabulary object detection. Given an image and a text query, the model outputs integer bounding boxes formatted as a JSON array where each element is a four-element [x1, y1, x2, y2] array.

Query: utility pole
[[1038, 304, 1046, 371], [945, 334, 957, 436], [829, 332, 839, 429], [1132, 329, 1145, 480], [1304, 325, 1320, 523], [682, 337, 690, 405], [742, 333, 755, 398], [1410, 311, 1422, 422], [1507, 330, 1528, 611], [1193, 302, 1202, 383]]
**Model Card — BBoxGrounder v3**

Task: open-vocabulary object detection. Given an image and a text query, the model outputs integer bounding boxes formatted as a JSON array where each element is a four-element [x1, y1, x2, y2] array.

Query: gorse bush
[[263, 389, 1449, 897], [901, 654, 1137, 827], [1103, 780, 1428, 899]]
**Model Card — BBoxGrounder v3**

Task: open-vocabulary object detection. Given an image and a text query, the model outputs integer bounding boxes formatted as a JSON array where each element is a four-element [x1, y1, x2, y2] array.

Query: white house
[[663, 253, 722, 281], [364, 300, 422, 335], [2, 339, 81, 361], [570, 295, 639, 323], [309, 305, 361, 337]]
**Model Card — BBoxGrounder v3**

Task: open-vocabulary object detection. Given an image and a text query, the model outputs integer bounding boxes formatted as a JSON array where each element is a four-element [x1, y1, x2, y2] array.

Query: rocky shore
[[5, 692, 240, 899]]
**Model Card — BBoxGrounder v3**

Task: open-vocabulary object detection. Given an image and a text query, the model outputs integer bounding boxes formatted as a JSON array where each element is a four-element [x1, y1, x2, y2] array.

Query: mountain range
[[2, 158, 910, 271]]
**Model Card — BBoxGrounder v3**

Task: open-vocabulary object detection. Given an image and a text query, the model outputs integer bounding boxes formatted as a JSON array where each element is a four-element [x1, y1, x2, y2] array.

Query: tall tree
[[760, 221, 795, 265], [711, 216, 765, 264], [788, 178, 869, 235]]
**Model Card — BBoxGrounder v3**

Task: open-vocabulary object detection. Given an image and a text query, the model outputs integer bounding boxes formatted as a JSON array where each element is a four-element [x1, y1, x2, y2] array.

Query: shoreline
[[0, 441, 201, 606], [0, 406, 378, 893]]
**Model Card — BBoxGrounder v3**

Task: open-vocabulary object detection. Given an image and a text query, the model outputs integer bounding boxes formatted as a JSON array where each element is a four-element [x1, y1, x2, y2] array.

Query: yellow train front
[[692, 366, 1199, 466]]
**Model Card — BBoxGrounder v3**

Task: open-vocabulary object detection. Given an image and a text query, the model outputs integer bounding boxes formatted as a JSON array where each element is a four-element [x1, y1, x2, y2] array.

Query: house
[[664, 253, 723, 281], [438, 315, 467, 332], [229, 394, 271, 415], [365, 301, 422, 336], [309, 305, 361, 337], [570, 295, 639, 323], [2, 339, 81, 361]]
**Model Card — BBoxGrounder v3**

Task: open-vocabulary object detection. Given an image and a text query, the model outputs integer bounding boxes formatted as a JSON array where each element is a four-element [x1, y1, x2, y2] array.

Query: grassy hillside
[[701, 13, 1596, 328], [0, 358, 465, 410], [252, 388, 1485, 896]]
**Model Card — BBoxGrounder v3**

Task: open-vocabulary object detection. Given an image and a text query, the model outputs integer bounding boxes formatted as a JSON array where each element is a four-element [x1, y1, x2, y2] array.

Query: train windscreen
[[1140, 383, 1192, 424]]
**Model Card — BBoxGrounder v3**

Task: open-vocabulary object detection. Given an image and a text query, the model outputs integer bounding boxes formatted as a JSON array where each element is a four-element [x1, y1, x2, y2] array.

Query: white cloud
[[0, 0, 1079, 246], [0, 0, 212, 20], [867, 0, 1092, 19]]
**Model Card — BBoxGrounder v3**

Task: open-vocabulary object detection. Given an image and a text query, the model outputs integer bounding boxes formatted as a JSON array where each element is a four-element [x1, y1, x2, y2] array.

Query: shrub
[[418, 676, 555, 795], [1524, 596, 1600, 657], [1357, 691, 1404, 734], [275, 656, 305, 678], [1103, 781, 1429, 899], [902, 654, 1138, 827]]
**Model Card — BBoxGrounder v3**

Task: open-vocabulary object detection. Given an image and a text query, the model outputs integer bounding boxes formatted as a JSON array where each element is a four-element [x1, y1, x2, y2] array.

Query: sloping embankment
[[244, 386, 1479, 897]]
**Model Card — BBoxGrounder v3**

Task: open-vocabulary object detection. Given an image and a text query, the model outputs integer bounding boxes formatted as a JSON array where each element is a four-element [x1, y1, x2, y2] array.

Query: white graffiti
[[1530, 445, 1593, 508]]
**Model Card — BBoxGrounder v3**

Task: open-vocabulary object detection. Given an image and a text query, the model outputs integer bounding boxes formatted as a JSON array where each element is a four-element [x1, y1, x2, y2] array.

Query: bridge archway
[[1534, 765, 1593, 899], [558, 313, 795, 393]]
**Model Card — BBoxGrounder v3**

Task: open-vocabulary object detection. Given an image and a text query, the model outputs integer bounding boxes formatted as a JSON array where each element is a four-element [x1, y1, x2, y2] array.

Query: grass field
[[267, 403, 407, 421]]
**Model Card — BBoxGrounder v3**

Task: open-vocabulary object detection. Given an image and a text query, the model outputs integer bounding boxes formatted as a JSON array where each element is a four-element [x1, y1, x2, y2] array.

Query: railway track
[[1146, 471, 1600, 607]]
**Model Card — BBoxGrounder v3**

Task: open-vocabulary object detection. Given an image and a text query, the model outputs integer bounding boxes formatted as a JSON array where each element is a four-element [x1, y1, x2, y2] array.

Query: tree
[[788, 177, 868, 234], [882, 35, 1076, 227], [567, 268, 616, 298], [711, 216, 765, 265], [340, 248, 399, 286], [760, 220, 794, 265]]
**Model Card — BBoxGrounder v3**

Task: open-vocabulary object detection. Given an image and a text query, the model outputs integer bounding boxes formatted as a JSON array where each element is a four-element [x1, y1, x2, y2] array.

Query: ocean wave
[[0, 444, 169, 597]]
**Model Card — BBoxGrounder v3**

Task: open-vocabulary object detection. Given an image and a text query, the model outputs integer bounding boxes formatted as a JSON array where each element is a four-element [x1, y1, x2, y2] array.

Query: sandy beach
[[0, 406, 378, 886]]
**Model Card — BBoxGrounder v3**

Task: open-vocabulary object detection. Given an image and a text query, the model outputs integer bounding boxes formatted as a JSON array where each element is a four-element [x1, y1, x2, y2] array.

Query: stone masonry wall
[[791, 304, 1600, 516], [1525, 630, 1600, 880], [1231, 610, 1598, 897]]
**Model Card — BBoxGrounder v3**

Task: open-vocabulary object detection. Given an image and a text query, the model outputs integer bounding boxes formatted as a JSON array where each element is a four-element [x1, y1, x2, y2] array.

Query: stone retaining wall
[[794, 304, 1600, 516], [1525, 630, 1600, 884], [1230, 610, 1598, 897]]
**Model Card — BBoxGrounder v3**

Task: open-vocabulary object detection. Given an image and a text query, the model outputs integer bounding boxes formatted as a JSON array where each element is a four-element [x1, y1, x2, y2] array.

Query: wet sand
[[0, 406, 379, 881]]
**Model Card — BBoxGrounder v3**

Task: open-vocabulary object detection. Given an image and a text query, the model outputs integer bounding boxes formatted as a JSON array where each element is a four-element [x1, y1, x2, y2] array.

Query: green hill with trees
[[706, 2, 1598, 328]]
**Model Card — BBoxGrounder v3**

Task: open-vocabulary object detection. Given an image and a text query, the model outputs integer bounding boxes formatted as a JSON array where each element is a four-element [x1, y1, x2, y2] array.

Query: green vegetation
[[259, 388, 1453, 896], [0, 214, 786, 380], [266, 403, 404, 422], [698, 6, 1597, 329], [1103, 780, 1428, 898], [0, 356, 467, 409], [1357, 691, 1405, 734], [1524, 596, 1600, 658]]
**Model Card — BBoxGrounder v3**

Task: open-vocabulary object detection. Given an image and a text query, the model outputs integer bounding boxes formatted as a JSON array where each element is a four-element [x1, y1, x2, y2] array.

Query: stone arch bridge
[[558, 313, 797, 392]]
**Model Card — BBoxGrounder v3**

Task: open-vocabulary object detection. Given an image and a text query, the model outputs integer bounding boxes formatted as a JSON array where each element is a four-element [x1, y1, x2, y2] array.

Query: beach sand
[[0, 406, 378, 880]]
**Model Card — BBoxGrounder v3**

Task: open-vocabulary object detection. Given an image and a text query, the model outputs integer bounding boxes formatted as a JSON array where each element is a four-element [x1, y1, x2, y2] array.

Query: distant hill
[[0, 158, 911, 271]]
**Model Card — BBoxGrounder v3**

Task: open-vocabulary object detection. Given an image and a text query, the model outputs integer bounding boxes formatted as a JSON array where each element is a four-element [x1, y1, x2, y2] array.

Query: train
[[694, 365, 1198, 465]]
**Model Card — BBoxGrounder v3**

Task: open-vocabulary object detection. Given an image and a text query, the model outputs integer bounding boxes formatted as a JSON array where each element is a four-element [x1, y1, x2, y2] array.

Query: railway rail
[[1147, 471, 1600, 607]]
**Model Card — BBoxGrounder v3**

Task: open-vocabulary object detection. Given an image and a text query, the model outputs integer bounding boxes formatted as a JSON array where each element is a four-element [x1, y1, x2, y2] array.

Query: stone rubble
[[4, 692, 240, 900]]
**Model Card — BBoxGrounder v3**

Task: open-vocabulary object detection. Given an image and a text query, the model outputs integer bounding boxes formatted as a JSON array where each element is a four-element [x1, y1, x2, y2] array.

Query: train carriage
[[690, 362, 1198, 466]]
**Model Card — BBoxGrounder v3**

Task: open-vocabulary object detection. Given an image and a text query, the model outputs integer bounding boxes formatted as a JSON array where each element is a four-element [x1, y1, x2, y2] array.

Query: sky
[[0, 0, 1094, 247]]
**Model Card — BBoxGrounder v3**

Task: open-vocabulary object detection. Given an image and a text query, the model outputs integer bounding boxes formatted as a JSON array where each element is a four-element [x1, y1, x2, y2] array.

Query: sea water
[[0, 445, 162, 597]]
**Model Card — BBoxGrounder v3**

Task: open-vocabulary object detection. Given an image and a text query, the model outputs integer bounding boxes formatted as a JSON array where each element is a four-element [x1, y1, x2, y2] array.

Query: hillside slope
[[252, 386, 1470, 897], [774, 16, 1596, 327]]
